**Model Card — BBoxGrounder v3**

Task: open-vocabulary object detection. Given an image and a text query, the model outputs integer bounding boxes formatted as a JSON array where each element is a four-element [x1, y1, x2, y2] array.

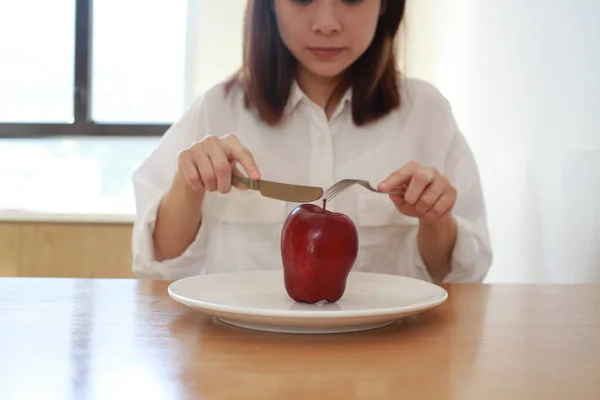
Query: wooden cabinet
[[0, 222, 134, 278]]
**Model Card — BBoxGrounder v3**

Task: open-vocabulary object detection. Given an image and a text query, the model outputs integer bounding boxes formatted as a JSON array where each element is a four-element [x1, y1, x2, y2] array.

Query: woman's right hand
[[177, 134, 261, 194]]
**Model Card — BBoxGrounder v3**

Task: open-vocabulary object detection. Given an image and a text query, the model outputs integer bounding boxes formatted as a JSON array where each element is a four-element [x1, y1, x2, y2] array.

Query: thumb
[[378, 162, 419, 191]]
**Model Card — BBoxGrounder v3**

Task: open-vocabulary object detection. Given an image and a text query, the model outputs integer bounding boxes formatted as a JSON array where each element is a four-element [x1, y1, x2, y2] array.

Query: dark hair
[[226, 0, 406, 126]]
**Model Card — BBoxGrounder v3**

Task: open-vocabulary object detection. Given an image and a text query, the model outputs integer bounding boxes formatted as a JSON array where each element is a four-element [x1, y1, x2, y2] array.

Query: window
[[0, 1, 245, 216], [0, 0, 188, 138]]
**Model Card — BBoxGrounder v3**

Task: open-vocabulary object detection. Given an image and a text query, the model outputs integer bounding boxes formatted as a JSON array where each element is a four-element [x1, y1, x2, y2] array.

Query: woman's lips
[[308, 47, 345, 59]]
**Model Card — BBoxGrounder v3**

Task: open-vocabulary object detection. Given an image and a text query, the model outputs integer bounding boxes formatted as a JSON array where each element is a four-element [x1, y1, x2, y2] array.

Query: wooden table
[[0, 278, 598, 400]]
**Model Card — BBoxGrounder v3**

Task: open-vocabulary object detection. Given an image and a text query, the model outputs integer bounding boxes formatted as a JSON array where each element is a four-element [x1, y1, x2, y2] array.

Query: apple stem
[[322, 199, 327, 210]]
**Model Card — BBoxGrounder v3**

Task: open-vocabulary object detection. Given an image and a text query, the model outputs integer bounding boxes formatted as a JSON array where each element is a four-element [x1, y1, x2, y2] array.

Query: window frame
[[0, 0, 171, 138]]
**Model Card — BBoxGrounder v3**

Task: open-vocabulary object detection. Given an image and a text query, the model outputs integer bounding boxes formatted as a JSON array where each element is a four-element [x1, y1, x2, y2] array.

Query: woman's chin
[[300, 63, 350, 81]]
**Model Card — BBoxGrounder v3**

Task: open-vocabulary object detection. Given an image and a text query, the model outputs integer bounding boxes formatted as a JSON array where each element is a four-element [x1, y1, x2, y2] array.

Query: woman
[[132, 0, 492, 282]]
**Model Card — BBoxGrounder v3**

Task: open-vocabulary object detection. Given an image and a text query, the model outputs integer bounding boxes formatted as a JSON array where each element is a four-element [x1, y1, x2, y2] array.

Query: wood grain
[[0, 222, 20, 276], [0, 222, 133, 278], [0, 278, 598, 400]]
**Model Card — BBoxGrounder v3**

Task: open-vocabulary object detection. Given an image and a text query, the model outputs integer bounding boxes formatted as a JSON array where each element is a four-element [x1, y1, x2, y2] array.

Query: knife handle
[[231, 175, 258, 190]]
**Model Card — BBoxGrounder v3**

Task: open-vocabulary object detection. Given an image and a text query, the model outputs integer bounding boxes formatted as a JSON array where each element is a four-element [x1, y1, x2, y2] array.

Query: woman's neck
[[296, 67, 344, 117]]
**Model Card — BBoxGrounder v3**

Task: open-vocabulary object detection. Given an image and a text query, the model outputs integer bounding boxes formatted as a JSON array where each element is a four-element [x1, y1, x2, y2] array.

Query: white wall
[[405, 0, 600, 282], [184, 0, 247, 106]]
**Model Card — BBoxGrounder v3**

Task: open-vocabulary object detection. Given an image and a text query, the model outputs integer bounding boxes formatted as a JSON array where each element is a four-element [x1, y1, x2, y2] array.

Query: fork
[[321, 179, 406, 202]]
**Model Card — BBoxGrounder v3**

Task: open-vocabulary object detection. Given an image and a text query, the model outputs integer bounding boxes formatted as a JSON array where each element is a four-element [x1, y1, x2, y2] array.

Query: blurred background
[[0, 0, 598, 283]]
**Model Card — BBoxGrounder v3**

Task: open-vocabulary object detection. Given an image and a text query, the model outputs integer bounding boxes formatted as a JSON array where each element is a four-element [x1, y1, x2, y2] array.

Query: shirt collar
[[284, 80, 352, 116], [283, 80, 305, 115]]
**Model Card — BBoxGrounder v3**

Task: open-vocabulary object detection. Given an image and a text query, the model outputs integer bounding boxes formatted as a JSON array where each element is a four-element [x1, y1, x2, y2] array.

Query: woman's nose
[[311, 2, 342, 35]]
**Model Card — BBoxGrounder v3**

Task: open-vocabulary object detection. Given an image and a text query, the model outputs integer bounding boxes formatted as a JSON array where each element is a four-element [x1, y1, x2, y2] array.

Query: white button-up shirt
[[131, 76, 492, 282]]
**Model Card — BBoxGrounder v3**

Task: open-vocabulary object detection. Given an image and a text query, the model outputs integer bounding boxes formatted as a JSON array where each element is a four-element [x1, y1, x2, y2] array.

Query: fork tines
[[322, 179, 359, 202]]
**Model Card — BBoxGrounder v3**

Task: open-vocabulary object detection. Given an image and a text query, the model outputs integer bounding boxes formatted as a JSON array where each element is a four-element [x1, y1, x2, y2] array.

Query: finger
[[205, 140, 233, 194], [388, 187, 406, 204], [231, 161, 244, 177], [231, 164, 248, 191], [222, 135, 261, 179], [182, 165, 204, 192], [378, 162, 420, 192], [415, 178, 447, 214], [388, 183, 408, 198], [178, 151, 204, 192], [388, 194, 406, 212], [195, 148, 217, 192], [424, 190, 456, 220], [404, 167, 436, 205]]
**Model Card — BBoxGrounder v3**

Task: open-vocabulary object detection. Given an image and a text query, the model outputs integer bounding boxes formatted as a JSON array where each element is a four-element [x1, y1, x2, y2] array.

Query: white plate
[[168, 270, 448, 334]]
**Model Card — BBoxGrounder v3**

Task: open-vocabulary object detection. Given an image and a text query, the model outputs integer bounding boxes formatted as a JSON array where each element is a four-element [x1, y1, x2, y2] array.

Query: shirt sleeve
[[414, 128, 493, 283], [130, 93, 211, 280]]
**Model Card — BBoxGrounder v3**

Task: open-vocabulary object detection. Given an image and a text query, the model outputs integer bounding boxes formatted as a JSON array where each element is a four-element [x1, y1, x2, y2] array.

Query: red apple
[[280, 203, 359, 304]]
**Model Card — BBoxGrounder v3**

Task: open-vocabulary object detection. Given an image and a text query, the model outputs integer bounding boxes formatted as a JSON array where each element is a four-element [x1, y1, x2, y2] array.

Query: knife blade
[[231, 175, 323, 203]]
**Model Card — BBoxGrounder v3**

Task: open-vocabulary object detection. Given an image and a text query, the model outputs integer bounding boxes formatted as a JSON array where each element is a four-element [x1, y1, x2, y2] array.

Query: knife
[[231, 175, 324, 203]]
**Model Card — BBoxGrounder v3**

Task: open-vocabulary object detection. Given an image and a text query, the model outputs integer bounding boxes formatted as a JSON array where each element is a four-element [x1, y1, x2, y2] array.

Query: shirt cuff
[[444, 215, 481, 282], [412, 228, 435, 282], [413, 215, 482, 283], [132, 191, 206, 280]]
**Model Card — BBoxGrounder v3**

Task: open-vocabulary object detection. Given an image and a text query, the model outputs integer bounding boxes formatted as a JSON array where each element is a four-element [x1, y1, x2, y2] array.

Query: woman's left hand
[[377, 161, 457, 224]]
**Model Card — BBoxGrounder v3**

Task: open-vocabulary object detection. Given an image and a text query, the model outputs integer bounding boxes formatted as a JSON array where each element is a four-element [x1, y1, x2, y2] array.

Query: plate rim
[[167, 270, 448, 319]]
